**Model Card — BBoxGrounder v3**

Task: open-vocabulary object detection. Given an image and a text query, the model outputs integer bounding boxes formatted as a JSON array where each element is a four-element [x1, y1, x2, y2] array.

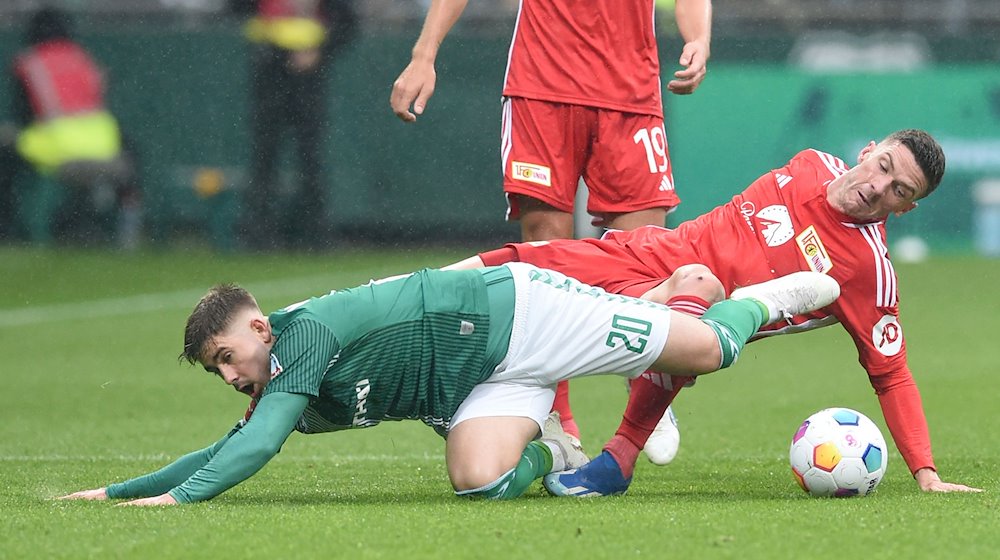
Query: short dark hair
[[180, 284, 258, 365], [26, 7, 73, 45], [884, 129, 946, 198]]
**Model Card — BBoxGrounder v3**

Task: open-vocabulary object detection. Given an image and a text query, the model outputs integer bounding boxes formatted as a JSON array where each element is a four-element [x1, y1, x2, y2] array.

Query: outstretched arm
[[61, 392, 310, 506], [389, 0, 468, 122], [58, 431, 235, 502], [136, 392, 308, 505], [667, 0, 712, 95], [872, 370, 982, 493]]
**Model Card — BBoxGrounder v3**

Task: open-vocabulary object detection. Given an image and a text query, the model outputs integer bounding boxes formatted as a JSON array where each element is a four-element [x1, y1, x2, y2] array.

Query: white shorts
[[450, 262, 672, 433]]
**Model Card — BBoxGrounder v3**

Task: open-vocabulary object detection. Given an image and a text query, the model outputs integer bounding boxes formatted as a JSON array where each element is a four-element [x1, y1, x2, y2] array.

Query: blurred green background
[[2, 4, 999, 250]]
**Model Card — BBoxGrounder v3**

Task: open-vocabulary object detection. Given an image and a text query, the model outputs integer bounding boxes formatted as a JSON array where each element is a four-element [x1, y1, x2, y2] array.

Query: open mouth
[[237, 384, 255, 396]]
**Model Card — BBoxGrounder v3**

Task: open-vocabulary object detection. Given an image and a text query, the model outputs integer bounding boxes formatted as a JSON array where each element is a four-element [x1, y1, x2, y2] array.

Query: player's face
[[827, 141, 928, 222], [201, 316, 272, 398]]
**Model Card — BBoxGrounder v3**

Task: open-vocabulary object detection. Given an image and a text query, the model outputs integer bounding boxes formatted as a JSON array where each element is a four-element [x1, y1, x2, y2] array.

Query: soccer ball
[[789, 407, 887, 497]]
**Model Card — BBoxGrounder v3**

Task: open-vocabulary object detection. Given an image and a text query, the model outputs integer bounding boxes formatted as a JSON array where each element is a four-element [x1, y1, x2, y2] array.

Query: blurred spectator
[[229, 0, 357, 251], [0, 7, 141, 249]]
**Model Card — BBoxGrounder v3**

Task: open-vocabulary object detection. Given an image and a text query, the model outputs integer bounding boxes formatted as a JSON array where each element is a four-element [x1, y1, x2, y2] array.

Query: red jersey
[[483, 149, 935, 475], [13, 39, 106, 120], [502, 0, 662, 117]]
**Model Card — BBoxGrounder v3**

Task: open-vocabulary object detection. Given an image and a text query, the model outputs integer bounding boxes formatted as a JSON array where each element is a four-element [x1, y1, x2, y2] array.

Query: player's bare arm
[[390, 0, 468, 122], [668, 0, 712, 95]]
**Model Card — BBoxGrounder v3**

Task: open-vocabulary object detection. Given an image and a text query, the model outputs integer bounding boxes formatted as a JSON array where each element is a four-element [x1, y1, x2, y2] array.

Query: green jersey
[[265, 266, 513, 434], [107, 267, 515, 504]]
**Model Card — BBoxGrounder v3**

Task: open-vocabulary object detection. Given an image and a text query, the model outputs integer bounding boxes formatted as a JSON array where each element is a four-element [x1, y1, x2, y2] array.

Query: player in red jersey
[[447, 129, 982, 495], [392, 0, 712, 445]]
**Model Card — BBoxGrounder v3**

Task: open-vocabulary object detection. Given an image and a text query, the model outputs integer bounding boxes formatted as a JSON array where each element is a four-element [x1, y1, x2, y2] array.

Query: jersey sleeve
[[869, 364, 935, 475], [167, 391, 309, 503], [264, 318, 341, 397], [829, 229, 935, 475], [105, 431, 233, 499]]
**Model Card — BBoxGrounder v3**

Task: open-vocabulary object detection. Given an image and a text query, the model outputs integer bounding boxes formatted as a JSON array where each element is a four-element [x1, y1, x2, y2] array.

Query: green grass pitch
[[1, 246, 997, 559]]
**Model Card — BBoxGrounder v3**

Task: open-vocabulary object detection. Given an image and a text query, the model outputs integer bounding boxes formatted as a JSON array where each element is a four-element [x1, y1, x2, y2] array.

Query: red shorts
[[501, 97, 680, 220], [480, 239, 675, 298]]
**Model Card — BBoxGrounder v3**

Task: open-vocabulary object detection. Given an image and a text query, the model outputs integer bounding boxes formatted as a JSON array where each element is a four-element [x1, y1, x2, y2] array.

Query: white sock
[[542, 440, 568, 472]]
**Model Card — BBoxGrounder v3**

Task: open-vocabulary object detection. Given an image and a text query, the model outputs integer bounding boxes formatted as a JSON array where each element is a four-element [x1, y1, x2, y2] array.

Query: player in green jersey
[[60, 263, 837, 504]]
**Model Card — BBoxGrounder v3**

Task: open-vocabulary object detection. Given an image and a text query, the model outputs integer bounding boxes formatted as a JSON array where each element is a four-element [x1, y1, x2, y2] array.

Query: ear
[[250, 316, 273, 343], [857, 141, 877, 164], [894, 201, 918, 217]]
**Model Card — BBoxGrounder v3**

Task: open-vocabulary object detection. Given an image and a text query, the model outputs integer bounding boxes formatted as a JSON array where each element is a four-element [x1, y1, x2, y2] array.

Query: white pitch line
[[0, 274, 348, 329]]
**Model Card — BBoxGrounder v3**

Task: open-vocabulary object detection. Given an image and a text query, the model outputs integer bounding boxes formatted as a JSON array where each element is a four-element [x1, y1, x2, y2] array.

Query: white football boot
[[541, 411, 589, 471], [730, 272, 840, 325], [643, 405, 680, 466]]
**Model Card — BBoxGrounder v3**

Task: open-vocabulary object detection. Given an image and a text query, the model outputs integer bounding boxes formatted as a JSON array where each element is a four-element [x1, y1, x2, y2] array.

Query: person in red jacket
[[0, 7, 139, 247], [447, 129, 981, 495]]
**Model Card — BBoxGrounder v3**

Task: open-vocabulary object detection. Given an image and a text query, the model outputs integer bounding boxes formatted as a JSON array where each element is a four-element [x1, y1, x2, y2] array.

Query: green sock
[[454, 441, 553, 500], [699, 299, 767, 368]]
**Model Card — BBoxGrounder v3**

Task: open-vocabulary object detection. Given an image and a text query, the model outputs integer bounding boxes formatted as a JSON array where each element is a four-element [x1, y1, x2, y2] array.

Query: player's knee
[[450, 462, 511, 493], [671, 263, 725, 304]]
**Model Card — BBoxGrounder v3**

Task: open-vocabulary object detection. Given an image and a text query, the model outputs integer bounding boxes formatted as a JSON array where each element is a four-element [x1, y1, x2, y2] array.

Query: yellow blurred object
[[244, 17, 326, 51], [16, 111, 121, 175], [193, 167, 225, 198]]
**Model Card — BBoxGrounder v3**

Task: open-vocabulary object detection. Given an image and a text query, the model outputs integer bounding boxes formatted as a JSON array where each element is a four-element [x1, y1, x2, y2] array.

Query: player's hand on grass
[[118, 494, 179, 507], [58, 488, 109, 501], [390, 58, 436, 123], [667, 40, 709, 95], [915, 468, 982, 493]]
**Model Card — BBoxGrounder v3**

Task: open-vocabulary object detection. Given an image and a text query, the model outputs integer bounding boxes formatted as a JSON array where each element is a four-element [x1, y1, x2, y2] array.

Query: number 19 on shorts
[[633, 125, 669, 174], [606, 314, 652, 354]]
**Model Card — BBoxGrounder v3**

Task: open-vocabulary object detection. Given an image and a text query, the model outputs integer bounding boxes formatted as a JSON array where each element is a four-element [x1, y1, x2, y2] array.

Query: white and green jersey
[[264, 266, 514, 434]]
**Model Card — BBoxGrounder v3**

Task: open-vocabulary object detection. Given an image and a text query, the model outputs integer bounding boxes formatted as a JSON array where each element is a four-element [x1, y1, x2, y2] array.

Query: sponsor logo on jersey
[[658, 174, 675, 191], [460, 320, 475, 335], [511, 161, 551, 187], [269, 353, 283, 379], [871, 314, 903, 356], [740, 201, 756, 233], [775, 173, 793, 188], [796, 225, 835, 273], [353, 378, 371, 426], [756, 205, 795, 246]]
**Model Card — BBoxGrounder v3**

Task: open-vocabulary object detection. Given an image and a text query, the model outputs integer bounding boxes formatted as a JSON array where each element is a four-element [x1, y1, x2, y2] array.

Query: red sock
[[604, 373, 691, 479], [603, 294, 706, 476], [665, 294, 710, 316], [551, 380, 581, 439]]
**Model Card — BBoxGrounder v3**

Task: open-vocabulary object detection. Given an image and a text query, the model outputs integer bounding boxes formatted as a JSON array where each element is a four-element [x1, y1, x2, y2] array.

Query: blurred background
[[0, 0, 998, 255]]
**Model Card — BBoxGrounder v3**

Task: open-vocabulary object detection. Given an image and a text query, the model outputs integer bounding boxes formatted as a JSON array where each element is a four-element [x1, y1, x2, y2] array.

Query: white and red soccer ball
[[789, 407, 888, 497]]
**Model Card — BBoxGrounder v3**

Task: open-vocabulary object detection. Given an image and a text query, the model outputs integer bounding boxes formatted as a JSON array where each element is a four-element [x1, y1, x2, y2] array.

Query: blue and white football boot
[[542, 451, 632, 497]]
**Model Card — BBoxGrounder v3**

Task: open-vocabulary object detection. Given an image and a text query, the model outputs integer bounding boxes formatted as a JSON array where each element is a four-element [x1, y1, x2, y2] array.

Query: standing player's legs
[[288, 60, 328, 246], [243, 47, 288, 247], [502, 97, 594, 440], [501, 97, 592, 243], [549, 108, 682, 440]]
